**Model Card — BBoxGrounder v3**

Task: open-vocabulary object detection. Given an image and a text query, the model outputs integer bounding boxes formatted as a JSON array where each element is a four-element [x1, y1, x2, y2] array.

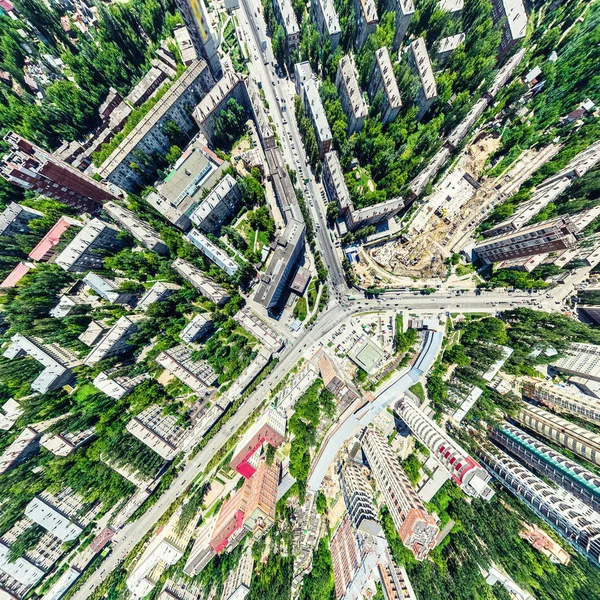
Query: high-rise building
[[368, 48, 402, 125], [171, 258, 230, 306], [490, 0, 527, 56], [329, 514, 363, 599], [474, 216, 578, 264], [491, 422, 600, 512], [1, 132, 118, 213], [336, 55, 368, 134], [388, 0, 415, 51], [83, 314, 145, 365], [186, 229, 239, 276], [188, 173, 241, 234], [407, 38, 438, 120], [55, 218, 123, 272], [0, 202, 44, 237], [222, 546, 254, 600], [396, 398, 495, 499], [353, 0, 378, 49], [310, 0, 341, 48], [183, 514, 218, 576], [338, 460, 380, 535], [361, 428, 439, 560], [229, 409, 286, 477], [173, 0, 222, 77], [522, 378, 600, 426], [514, 403, 600, 467], [479, 447, 600, 566]]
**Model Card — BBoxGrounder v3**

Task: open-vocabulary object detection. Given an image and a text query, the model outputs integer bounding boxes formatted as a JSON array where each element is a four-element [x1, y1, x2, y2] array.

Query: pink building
[[0, 261, 36, 288], [28, 216, 83, 262]]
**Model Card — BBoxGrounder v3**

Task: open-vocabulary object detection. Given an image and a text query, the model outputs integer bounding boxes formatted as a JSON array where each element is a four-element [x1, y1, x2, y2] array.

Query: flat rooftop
[[375, 47, 401, 109], [338, 56, 368, 119], [410, 38, 437, 100]]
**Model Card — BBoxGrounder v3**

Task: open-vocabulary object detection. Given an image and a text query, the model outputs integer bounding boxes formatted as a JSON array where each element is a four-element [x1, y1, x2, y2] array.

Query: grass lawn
[[307, 280, 318, 312], [75, 383, 100, 402], [293, 297, 307, 321], [409, 382, 426, 402]]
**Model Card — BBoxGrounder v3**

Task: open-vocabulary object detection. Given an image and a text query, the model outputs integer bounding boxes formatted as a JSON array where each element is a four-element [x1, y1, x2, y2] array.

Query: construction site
[[356, 138, 562, 286]]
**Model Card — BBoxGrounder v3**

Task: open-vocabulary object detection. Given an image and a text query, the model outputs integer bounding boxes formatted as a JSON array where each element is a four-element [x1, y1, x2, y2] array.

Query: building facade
[[0, 202, 44, 237], [272, 0, 300, 49], [310, 0, 341, 48], [490, 0, 527, 56], [353, 0, 378, 49], [188, 174, 241, 234], [83, 314, 145, 365], [336, 55, 368, 134], [407, 38, 437, 120], [186, 229, 239, 276], [338, 460, 380, 535], [171, 258, 230, 305], [369, 48, 402, 124]]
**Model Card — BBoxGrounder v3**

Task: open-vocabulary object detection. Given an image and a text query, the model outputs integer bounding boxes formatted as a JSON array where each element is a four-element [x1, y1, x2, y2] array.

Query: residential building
[[156, 344, 218, 395], [378, 553, 418, 600], [171, 258, 230, 305], [474, 216, 578, 264], [103, 202, 168, 254], [273, 0, 300, 49], [407, 38, 437, 120], [192, 72, 249, 141], [126, 66, 168, 107], [233, 308, 284, 354], [316, 349, 359, 410], [264, 146, 302, 223], [93, 369, 150, 399], [361, 428, 439, 560], [551, 343, 600, 383], [80, 321, 107, 348], [396, 397, 495, 499], [179, 313, 213, 343], [229, 409, 286, 477], [0, 202, 44, 237], [353, 0, 378, 49], [369, 48, 402, 124], [172, 0, 222, 77], [0, 261, 36, 288], [222, 546, 253, 600], [338, 460, 380, 535], [336, 55, 368, 134], [3, 334, 81, 393], [249, 81, 276, 151], [55, 218, 123, 272], [479, 447, 600, 566], [491, 422, 600, 512], [210, 458, 280, 552], [491, 0, 527, 55], [0, 399, 22, 431], [126, 404, 188, 460], [183, 515, 218, 577], [0, 132, 118, 213], [97, 61, 215, 191], [0, 427, 40, 475], [83, 314, 145, 365], [514, 403, 600, 468], [41, 427, 95, 456], [294, 62, 333, 156], [254, 218, 305, 309], [439, 0, 463, 12], [323, 151, 403, 232], [28, 216, 84, 262], [186, 229, 239, 276], [436, 33, 465, 65], [174, 25, 197, 66], [274, 362, 319, 416], [389, 0, 414, 50], [310, 0, 340, 48], [522, 378, 600, 426], [519, 524, 571, 565], [145, 141, 227, 230], [137, 281, 181, 311], [82, 273, 133, 305]]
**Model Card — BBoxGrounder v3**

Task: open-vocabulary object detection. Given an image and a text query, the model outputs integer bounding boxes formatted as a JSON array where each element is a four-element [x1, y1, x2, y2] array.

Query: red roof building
[[0, 261, 36, 288], [28, 216, 83, 262]]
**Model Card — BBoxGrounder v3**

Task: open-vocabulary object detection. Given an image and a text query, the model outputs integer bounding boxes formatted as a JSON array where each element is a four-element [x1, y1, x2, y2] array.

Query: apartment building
[[174, 25, 198, 65], [222, 546, 254, 600], [388, 0, 414, 50], [41, 426, 95, 456], [0, 399, 22, 431], [0, 202, 44, 236], [103, 201, 168, 254], [254, 218, 305, 309], [1, 132, 118, 213], [55, 218, 123, 272], [126, 66, 168, 107], [137, 281, 181, 311], [97, 61, 215, 191], [0, 261, 36, 289], [353, 0, 378, 49], [83, 314, 145, 365], [233, 307, 284, 354], [192, 71, 249, 141], [28, 216, 84, 262], [436, 33, 465, 65], [273, 362, 319, 416], [336, 55, 368, 134], [183, 515, 218, 576], [491, 422, 600, 512], [82, 273, 133, 305], [126, 404, 188, 460], [186, 229, 239, 277], [474, 216, 578, 264], [264, 146, 302, 223], [361, 428, 439, 560], [210, 458, 280, 552], [0, 427, 41, 475], [323, 151, 404, 232], [522, 378, 600, 426], [551, 342, 600, 383], [310, 0, 341, 48], [396, 397, 495, 499], [171, 258, 231, 305], [369, 48, 402, 124], [514, 403, 600, 468], [479, 447, 600, 565], [93, 369, 150, 399], [79, 320, 107, 348], [188, 174, 241, 234], [294, 62, 333, 157], [338, 460, 380, 535], [3, 334, 81, 393], [229, 409, 286, 477], [156, 343, 218, 395], [407, 38, 438, 120], [491, 0, 527, 56], [172, 0, 222, 77], [180, 313, 213, 343], [273, 0, 300, 49]]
